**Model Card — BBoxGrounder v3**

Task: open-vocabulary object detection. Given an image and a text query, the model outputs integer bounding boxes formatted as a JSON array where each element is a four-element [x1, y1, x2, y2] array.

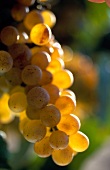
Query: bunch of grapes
[[0, 0, 89, 166]]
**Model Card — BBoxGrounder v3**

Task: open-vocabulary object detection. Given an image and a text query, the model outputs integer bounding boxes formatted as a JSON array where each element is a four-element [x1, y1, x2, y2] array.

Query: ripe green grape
[[24, 10, 44, 31], [40, 104, 61, 127], [57, 114, 81, 135], [23, 119, 46, 143], [49, 130, 69, 150], [0, 26, 19, 46], [55, 95, 76, 115], [5, 67, 22, 86], [31, 51, 51, 70], [8, 92, 27, 113], [30, 23, 52, 46], [0, 51, 13, 73], [69, 131, 89, 152], [21, 65, 42, 85], [27, 86, 50, 109], [34, 136, 53, 158], [42, 83, 60, 104], [26, 105, 41, 120], [52, 146, 74, 166]]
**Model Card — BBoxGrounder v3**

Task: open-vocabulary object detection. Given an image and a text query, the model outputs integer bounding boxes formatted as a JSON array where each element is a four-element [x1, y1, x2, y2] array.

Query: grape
[[42, 83, 60, 104], [23, 119, 46, 143], [5, 67, 22, 86], [8, 43, 32, 69], [17, 0, 36, 6], [8, 43, 32, 60], [0, 93, 14, 124], [51, 46, 64, 59], [61, 89, 76, 100], [21, 65, 42, 86], [34, 136, 53, 158], [24, 10, 44, 31], [57, 114, 81, 135], [52, 69, 74, 89], [0, 51, 13, 73], [49, 130, 69, 150], [52, 146, 74, 166], [26, 105, 41, 120], [55, 95, 76, 115], [30, 23, 52, 46], [69, 131, 89, 152], [0, 26, 19, 46], [31, 51, 51, 70], [41, 10, 56, 28], [39, 70, 53, 85], [40, 104, 61, 127], [19, 114, 30, 134], [47, 58, 65, 74], [11, 4, 29, 22], [8, 92, 27, 113], [27, 86, 50, 109]]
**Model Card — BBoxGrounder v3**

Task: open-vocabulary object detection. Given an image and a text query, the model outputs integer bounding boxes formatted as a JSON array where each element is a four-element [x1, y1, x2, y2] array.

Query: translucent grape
[[39, 70, 53, 86], [5, 67, 22, 86], [27, 86, 50, 109], [57, 114, 81, 135], [21, 65, 42, 85], [41, 10, 56, 28], [8, 92, 27, 113], [17, 0, 36, 6], [55, 95, 76, 115], [51, 46, 64, 59], [31, 51, 51, 70], [52, 69, 74, 89], [49, 130, 69, 150], [0, 93, 14, 124], [47, 58, 65, 74], [11, 4, 29, 22], [34, 136, 53, 158], [52, 146, 74, 166], [40, 104, 61, 127], [0, 26, 18, 46], [61, 89, 76, 100], [23, 119, 46, 143], [0, 51, 13, 73], [26, 105, 41, 120], [24, 10, 44, 31], [30, 23, 52, 46], [42, 84, 60, 104], [69, 131, 89, 152]]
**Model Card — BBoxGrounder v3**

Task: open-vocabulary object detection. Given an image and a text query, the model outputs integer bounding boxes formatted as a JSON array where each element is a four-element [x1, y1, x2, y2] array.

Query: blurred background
[[0, 0, 110, 169]]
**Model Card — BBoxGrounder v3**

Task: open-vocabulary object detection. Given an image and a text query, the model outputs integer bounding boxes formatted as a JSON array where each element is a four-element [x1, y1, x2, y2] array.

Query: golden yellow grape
[[8, 92, 27, 113], [24, 10, 44, 30], [39, 70, 53, 86], [41, 10, 56, 28], [30, 23, 52, 46], [23, 119, 47, 143], [69, 131, 89, 152], [55, 95, 76, 115], [57, 114, 81, 135], [52, 146, 74, 166], [34, 136, 53, 158], [46, 58, 65, 74], [52, 69, 74, 89], [0, 93, 14, 124]]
